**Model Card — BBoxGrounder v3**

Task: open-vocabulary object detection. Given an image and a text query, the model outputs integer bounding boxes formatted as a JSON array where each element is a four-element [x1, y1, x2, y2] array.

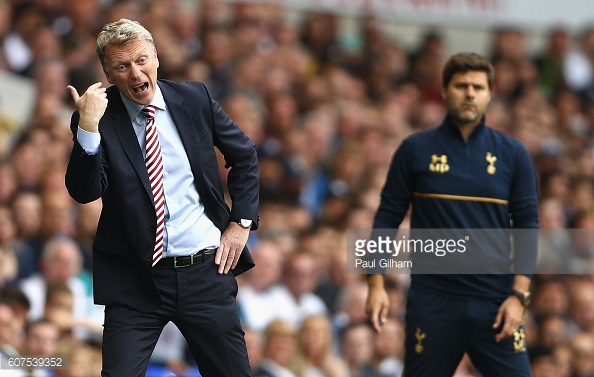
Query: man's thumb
[[67, 85, 80, 102]]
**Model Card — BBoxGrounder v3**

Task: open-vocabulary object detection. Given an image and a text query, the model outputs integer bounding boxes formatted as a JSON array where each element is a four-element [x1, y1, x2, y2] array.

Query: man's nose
[[130, 64, 141, 78]]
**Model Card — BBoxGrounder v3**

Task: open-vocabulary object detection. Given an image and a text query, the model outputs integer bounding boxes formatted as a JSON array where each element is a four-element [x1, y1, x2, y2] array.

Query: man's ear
[[103, 68, 114, 85]]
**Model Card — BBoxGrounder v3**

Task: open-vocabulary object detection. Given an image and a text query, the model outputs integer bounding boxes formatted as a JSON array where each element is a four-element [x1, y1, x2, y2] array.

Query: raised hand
[[67, 83, 108, 133]]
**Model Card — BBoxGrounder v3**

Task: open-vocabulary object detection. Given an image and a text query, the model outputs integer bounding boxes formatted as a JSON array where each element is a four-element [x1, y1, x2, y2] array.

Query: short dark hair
[[442, 52, 495, 90]]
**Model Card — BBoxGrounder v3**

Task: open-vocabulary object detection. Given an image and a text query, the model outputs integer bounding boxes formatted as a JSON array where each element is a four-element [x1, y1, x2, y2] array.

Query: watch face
[[524, 293, 531, 306], [240, 219, 252, 228]]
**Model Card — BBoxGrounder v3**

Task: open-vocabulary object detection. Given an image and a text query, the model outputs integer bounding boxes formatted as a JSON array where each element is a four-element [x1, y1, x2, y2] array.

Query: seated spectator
[[237, 240, 285, 331], [553, 344, 572, 377], [254, 319, 298, 377], [332, 280, 369, 343], [537, 314, 568, 349], [245, 328, 264, 371], [55, 342, 98, 377], [0, 287, 30, 343], [568, 278, 594, 333], [19, 236, 101, 340], [10, 188, 43, 279], [293, 314, 348, 377], [266, 251, 327, 330], [570, 331, 594, 377], [528, 345, 557, 377], [0, 298, 28, 376], [0, 206, 18, 285], [340, 322, 382, 377], [372, 319, 405, 377], [21, 319, 60, 377]]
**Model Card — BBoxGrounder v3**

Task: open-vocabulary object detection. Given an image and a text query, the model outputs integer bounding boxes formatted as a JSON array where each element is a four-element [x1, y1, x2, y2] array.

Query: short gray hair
[[96, 18, 155, 68]]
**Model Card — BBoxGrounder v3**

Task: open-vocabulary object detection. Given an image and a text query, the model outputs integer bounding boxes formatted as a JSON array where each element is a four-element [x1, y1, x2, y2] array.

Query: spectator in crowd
[[568, 278, 594, 333], [21, 319, 60, 377], [0, 205, 18, 286], [18, 235, 98, 339], [535, 26, 571, 99], [372, 319, 405, 377], [341, 322, 382, 377], [537, 314, 568, 349], [245, 328, 264, 372], [0, 161, 17, 205], [563, 27, 594, 99], [570, 332, 594, 377], [531, 278, 570, 318], [333, 280, 370, 343], [0, 298, 29, 376], [267, 251, 327, 329], [9, 188, 43, 280], [238, 239, 285, 331], [293, 314, 349, 377], [254, 319, 298, 377]]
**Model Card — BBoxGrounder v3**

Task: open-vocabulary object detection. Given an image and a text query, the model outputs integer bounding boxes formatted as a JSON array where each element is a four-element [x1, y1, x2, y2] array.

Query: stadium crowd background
[[0, 0, 593, 376]]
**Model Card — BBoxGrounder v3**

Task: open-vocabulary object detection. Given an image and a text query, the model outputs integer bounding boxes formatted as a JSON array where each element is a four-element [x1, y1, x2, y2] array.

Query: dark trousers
[[403, 289, 532, 377], [101, 259, 251, 377]]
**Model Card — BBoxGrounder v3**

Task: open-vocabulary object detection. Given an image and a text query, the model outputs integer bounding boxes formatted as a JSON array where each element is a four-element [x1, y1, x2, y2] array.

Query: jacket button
[[145, 259, 151, 266], [149, 225, 156, 232]]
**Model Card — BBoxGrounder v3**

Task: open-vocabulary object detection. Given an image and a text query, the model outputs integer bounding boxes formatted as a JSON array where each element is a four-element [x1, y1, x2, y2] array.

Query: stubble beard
[[452, 106, 481, 127]]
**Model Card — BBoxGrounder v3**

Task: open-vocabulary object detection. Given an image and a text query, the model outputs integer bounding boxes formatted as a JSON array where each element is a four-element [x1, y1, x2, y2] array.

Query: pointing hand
[[67, 82, 108, 133]]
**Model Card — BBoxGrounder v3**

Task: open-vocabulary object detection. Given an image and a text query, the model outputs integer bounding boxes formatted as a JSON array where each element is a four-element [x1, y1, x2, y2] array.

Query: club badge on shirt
[[429, 154, 450, 174], [486, 152, 497, 175]]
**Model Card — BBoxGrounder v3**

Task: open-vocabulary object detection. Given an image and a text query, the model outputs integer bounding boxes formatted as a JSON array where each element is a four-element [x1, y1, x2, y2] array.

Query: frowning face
[[442, 71, 492, 128]]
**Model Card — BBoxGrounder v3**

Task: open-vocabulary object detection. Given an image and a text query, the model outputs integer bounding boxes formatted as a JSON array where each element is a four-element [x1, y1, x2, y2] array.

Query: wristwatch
[[233, 219, 253, 229], [510, 289, 531, 307]]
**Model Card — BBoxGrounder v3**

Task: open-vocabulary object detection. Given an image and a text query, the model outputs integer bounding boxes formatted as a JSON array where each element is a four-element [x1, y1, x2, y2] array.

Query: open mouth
[[132, 82, 149, 93]]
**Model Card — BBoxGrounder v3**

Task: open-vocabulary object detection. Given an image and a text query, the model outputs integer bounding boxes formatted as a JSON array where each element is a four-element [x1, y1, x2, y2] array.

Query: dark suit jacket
[[65, 80, 259, 312]]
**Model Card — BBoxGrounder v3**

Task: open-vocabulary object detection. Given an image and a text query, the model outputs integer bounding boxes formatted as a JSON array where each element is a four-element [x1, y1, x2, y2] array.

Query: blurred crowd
[[0, 0, 592, 376]]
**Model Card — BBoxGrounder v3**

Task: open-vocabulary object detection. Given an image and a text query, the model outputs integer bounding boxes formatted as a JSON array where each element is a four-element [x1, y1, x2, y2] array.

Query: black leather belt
[[154, 248, 216, 268]]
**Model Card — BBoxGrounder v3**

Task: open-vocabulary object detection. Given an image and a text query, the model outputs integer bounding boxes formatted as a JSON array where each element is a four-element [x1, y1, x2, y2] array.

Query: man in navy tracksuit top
[[366, 52, 538, 377]]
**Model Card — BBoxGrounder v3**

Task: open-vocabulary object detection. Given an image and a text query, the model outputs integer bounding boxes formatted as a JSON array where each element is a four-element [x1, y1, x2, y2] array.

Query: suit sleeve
[[202, 83, 260, 229], [65, 111, 108, 204]]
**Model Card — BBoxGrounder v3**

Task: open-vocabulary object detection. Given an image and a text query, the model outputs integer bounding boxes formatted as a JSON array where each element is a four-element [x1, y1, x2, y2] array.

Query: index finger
[[495, 319, 513, 342]]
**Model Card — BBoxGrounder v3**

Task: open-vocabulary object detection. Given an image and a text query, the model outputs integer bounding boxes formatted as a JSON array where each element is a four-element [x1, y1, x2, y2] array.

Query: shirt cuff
[[77, 127, 100, 155]]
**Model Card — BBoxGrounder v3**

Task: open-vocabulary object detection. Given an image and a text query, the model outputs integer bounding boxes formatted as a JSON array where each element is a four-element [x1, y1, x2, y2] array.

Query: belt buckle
[[173, 255, 192, 268]]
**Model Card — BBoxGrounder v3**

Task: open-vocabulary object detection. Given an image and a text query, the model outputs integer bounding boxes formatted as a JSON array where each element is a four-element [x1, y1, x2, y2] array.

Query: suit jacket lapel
[[106, 89, 154, 201], [160, 83, 209, 199]]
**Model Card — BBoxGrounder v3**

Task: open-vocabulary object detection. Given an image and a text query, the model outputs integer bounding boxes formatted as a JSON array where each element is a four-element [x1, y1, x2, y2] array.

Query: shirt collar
[[120, 82, 166, 122], [441, 114, 486, 140]]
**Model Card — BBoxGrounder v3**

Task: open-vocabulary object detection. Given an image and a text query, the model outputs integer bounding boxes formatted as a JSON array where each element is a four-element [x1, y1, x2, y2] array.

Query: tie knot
[[142, 105, 157, 122]]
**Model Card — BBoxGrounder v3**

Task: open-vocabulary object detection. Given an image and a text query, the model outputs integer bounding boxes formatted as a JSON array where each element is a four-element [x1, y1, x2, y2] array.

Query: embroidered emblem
[[513, 328, 526, 353], [429, 154, 449, 174], [415, 328, 426, 354], [486, 152, 497, 175]]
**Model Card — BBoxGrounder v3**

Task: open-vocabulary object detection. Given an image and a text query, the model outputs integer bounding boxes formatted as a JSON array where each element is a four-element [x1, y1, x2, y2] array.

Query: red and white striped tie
[[143, 105, 165, 266]]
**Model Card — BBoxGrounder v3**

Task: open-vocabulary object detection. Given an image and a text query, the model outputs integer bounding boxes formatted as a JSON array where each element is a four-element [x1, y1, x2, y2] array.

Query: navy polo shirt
[[374, 115, 538, 300]]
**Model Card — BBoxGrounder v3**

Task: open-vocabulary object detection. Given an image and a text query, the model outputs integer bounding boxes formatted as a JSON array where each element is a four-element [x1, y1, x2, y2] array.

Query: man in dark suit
[[65, 19, 259, 377]]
